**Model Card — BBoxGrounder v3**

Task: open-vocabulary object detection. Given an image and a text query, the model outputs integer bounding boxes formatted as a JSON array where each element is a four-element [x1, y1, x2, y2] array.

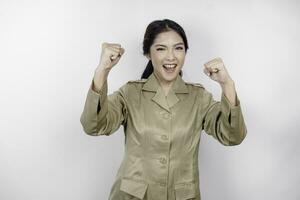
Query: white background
[[1, 0, 300, 199]]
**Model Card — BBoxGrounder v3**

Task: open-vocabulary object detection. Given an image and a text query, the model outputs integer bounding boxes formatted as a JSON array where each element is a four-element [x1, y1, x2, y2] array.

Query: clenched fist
[[203, 57, 233, 85], [92, 43, 125, 92], [98, 42, 125, 70]]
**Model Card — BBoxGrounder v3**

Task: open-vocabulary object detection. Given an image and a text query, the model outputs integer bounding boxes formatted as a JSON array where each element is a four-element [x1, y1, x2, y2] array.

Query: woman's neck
[[153, 73, 175, 96], [162, 84, 173, 96]]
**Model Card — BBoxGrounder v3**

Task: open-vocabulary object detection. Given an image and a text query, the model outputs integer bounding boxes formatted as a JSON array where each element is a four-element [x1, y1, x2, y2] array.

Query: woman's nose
[[166, 50, 175, 60]]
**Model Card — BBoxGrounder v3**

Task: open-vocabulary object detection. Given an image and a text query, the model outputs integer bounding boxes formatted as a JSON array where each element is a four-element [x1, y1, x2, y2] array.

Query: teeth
[[163, 64, 176, 68]]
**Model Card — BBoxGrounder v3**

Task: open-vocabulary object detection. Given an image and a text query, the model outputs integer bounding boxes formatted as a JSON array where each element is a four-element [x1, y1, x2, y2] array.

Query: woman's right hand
[[92, 43, 125, 92], [98, 42, 125, 71]]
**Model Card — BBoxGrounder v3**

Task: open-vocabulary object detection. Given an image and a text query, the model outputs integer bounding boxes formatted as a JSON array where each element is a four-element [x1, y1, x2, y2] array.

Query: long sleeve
[[80, 80, 128, 136], [201, 89, 247, 146]]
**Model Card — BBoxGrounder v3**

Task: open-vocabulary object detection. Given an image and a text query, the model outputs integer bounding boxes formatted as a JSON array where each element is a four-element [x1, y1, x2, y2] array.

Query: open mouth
[[163, 64, 177, 73]]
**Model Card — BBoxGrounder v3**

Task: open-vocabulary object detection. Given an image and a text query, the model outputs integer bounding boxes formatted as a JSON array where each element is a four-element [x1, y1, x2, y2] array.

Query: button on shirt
[[80, 72, 247, 200], [161, 135, 168, 140]]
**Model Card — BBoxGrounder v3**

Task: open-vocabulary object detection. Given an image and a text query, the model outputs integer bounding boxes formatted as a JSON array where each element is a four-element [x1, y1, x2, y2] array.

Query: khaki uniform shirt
[[80, 73, 247, 200]]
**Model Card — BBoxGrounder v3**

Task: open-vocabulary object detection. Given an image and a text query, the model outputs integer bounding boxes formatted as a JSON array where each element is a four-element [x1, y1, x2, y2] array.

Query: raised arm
[[80, 42, 127, 136], [201, 57, 247, 145]]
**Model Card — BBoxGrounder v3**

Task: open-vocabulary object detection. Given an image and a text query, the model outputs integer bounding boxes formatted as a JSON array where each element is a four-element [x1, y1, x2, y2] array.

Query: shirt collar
[[142, 73, 189, 94], [141, 73, 188, 112]]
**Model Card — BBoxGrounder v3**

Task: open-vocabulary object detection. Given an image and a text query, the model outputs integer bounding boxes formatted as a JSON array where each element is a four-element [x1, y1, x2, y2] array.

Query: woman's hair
[[141, 19, 189, 79]]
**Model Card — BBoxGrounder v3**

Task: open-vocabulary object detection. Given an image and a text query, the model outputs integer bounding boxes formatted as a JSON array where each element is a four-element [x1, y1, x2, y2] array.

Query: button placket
[[156, 110, 172, 191]]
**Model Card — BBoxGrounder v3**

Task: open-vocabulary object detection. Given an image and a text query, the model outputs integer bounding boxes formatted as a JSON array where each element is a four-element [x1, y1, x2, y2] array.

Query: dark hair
[[141, 19, 189, 79]]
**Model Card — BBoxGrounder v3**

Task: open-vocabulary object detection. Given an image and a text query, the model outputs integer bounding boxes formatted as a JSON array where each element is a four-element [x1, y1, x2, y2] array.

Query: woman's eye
[[156, 47, 184, 51]]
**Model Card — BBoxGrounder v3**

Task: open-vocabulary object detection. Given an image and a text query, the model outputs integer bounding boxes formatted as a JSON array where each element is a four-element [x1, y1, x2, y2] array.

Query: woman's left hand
[[203, 57, 233, 85], [204, 57, 237, 106]]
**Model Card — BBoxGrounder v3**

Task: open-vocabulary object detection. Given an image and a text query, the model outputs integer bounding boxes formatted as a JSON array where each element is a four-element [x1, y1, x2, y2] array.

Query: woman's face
[[147, 30, 186, 85]]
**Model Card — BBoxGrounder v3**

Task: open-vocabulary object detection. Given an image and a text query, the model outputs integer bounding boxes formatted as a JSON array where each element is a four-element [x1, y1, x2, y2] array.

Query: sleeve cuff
[[88, 80, 108, 114], [221, 92, 241, 118]]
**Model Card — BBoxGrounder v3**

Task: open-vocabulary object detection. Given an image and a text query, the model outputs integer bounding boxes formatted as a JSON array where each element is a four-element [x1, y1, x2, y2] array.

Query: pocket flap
[[175, 182, 198, 200], [120, 178, 148, 199]]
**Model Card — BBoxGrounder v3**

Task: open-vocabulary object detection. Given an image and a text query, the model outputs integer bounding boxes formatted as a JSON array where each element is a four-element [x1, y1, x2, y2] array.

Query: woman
[[80, 19, 247, 200]]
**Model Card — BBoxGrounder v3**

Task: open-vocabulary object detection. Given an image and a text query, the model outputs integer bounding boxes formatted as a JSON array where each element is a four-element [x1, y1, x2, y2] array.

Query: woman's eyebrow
[[154, 42, 184, 47]]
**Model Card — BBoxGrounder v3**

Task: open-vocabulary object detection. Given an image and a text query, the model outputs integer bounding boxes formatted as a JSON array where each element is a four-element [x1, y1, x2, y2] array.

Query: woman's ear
[[145, 53, 151, 60]]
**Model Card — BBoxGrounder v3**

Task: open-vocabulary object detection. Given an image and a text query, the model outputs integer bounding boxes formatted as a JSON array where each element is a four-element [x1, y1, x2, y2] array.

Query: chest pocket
[[120, 178, 148, 199]]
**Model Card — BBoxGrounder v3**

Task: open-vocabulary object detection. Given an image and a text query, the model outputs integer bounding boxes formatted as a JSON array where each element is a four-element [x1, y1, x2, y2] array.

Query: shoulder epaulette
[[127, 79, 147, 84], [185, 82, 205, 88]]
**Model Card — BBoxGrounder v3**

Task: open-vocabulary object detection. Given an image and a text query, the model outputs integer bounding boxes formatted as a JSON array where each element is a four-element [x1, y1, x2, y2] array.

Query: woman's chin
[[161, 71, 179, 81], [154, 67, 181, 83]]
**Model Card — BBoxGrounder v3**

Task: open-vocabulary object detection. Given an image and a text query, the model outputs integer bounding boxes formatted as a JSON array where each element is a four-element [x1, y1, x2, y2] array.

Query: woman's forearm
[[92, 65, 111, 93], [220, 79, 237, 106]]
